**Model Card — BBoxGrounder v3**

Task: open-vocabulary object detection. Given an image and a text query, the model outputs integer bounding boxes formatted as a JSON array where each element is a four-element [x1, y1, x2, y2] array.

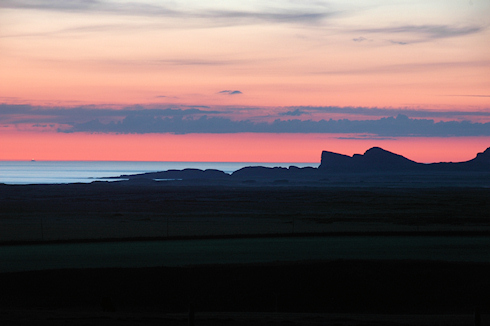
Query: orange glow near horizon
[[1, 131, 488, 164]]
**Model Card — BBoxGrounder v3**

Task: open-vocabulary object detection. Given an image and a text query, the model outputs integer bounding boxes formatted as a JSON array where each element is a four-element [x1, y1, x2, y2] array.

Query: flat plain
[[1, 177, 489, 325]]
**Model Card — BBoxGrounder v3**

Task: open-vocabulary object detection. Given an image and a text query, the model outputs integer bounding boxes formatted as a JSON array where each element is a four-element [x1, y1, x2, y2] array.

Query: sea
[[0, 161, 317, 185]]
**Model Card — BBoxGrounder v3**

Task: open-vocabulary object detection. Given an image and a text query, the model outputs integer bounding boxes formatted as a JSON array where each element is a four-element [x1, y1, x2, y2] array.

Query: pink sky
[[1, 131, 489, 164], [1, 0, 489, 162]]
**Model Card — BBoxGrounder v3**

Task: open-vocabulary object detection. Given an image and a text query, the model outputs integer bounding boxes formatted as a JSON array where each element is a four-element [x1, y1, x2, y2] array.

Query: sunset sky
[[1, 0, 489, 163]]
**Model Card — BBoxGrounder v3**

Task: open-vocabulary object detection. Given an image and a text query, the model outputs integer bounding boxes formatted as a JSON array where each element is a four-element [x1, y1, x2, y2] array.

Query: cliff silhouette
[[318, 146, 490, 173], [118, 147, 490, 182], [318, 147, 420, 172]]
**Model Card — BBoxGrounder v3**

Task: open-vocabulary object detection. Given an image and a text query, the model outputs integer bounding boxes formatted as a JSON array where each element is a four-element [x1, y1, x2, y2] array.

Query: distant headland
[[116, 147, 490, 185], [319, 146, 490, 172]]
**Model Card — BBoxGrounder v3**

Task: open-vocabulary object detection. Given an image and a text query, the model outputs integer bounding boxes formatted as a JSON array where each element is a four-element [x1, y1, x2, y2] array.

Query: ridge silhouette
[[319, 146, 490, 172], [319, 147, 419, 172], [119, 147, 490, 181]]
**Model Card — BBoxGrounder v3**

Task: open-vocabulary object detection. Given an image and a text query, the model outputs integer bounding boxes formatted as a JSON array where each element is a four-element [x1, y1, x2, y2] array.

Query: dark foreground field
[[1, 181, 489, 325], [1, 260, 490, 325], [1, 182, 490, 242]]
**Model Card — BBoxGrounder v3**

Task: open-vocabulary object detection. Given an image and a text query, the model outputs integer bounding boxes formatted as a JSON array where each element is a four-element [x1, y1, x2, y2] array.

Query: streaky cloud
[[352, 36, 367, 42], [313, 60, 490, 75], [1, 0, 100, 12], [355, 24, 484, 43], [1, 0, 180, 15], [389, 40, 408, 45], [1, 0, 335, 26], [219, 90, 243, 95], [200, 9, 329, 25]]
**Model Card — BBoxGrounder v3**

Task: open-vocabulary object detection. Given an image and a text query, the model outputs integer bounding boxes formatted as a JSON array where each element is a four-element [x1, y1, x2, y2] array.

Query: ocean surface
[[0, 161, 317, 185]]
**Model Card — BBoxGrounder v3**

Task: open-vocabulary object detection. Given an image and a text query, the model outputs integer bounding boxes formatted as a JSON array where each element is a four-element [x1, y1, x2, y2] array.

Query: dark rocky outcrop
[[319, 146, 490, 173], [319, 147, 421, 172]]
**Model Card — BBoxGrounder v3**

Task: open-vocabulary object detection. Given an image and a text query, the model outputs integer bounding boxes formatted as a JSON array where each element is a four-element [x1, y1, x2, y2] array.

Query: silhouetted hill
[[116, 146, 490, 182], [319, 146, 490, 173], [319, 147, 421, 172], [460, 146, 490, 170], [420, 147, 490, 172]]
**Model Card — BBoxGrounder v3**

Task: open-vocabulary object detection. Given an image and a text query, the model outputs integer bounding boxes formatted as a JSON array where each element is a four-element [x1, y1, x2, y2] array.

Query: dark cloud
[[0, 103, 219, 124], [280, 109, 308, 116], [61, 114, 490, 137], [287, 106, 490, 119], [65, 115, 258, 134], [3, 103, 489, 123], [185, 105, 211, 109], [3, 103, 490, 137], [219, 90, 243, 95]]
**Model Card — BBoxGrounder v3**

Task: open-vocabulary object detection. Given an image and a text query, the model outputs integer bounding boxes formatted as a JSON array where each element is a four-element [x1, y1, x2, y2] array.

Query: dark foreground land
[[1, 181, 490, 242], [1, 181, 490, 325], [1, 260, 490, 325]]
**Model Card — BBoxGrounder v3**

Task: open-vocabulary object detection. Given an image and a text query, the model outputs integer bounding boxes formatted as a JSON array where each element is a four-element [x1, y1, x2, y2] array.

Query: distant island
[[115, 147, 490, 185]]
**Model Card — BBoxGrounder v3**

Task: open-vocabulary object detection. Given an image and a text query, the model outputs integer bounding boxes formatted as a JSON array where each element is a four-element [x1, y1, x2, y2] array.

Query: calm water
[[1, 236, 489, 273], [0, 161, 316, 184]]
